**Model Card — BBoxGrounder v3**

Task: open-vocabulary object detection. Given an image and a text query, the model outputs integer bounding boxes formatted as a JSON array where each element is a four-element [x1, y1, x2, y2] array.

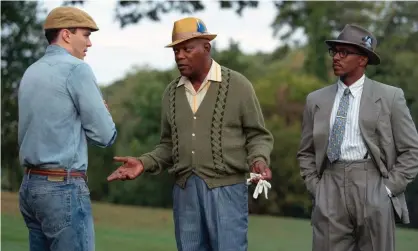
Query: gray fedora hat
[[325, 24, 380, 65]]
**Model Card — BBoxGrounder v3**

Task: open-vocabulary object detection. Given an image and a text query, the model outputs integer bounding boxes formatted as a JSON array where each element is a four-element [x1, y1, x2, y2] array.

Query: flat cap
[[44, 6, 99, 31]]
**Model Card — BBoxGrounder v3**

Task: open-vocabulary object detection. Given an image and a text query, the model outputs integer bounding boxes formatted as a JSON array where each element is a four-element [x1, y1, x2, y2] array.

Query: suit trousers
[[173, 174, 248, 251], [311, 159, 395, 251]]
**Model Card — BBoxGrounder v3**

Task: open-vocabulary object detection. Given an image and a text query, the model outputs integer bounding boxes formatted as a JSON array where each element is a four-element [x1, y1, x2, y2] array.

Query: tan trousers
[[311, 159, 395, 251]]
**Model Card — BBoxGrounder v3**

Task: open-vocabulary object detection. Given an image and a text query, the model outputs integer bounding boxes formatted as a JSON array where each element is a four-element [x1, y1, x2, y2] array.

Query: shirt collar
[[337, 74, 365, 98], [177, 59, 222, 87], [45, 44, 71, 55]]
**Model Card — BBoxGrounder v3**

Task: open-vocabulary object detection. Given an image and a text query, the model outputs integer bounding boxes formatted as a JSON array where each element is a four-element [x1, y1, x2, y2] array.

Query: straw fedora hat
[[165, 17, 217, 47], [325, 24, 380, 65]]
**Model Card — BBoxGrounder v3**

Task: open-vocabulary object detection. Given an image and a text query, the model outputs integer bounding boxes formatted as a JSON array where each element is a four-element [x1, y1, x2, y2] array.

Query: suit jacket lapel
[[315, 83, 338, 170], [359, 77, 381, 142]]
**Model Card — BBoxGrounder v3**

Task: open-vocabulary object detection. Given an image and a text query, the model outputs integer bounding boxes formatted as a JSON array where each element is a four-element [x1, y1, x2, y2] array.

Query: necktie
[[327, 88, 351, 163]]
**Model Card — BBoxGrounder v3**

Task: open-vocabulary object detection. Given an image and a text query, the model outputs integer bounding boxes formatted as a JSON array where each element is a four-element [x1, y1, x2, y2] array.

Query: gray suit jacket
[[297, 77, 418, 224]]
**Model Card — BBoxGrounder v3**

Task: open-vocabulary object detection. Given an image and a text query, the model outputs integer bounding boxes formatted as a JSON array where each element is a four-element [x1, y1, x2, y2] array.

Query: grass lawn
[[2, 191, 417, 251]]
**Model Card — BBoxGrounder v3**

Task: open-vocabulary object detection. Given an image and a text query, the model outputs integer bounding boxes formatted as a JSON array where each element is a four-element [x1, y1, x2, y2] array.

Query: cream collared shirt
[[177, 60, 222, 113]]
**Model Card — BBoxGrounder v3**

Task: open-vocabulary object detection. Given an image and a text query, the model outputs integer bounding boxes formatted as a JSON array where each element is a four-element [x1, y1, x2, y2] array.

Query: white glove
[[246, 173, 271, 199]]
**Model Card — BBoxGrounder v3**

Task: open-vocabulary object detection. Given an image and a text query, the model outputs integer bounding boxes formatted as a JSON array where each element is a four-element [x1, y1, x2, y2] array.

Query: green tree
[[65, 0, 259, 27], [1, 1, 47, 190]]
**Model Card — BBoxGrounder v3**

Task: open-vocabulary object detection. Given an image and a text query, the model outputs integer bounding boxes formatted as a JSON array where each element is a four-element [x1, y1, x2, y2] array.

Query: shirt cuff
[[136, 155, 156, 173], [251, 157, 267, 167]]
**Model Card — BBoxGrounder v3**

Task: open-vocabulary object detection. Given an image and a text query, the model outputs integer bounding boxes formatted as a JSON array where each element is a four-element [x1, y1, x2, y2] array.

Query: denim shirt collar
[[45, 44, 71, 55]]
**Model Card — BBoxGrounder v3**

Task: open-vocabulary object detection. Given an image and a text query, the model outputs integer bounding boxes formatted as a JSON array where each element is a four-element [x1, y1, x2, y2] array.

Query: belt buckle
[[47, 176, 65, 182]]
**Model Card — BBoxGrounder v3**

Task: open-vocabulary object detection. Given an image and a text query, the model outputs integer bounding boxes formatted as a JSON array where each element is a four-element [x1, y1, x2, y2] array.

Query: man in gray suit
[[297, 24, 418, 251]]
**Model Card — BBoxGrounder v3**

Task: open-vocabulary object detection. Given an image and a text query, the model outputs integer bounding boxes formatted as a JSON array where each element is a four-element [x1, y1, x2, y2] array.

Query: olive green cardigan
[[138, 66, 273, 188]]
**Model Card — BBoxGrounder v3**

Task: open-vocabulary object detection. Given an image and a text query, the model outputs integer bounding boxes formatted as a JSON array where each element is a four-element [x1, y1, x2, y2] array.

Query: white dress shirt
[[329, 75, 393, 196], [329, 74, 369, 161]]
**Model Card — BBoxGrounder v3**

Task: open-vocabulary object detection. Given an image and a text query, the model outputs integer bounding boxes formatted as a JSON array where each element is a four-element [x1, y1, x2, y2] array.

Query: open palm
[[107, 156, 144, 181]]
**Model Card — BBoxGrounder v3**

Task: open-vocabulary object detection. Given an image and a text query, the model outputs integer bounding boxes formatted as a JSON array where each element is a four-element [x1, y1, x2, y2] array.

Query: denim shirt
[[18, 45, 117, 171]]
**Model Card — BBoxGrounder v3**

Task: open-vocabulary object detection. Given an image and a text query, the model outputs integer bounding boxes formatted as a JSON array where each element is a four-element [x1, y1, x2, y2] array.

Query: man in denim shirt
[[18, 6, 116, 251]]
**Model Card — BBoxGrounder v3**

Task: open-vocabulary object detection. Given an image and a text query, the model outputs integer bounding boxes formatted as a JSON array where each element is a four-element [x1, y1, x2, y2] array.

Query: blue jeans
[[173, 175, 248, 251], [19, 173, 95, 251]]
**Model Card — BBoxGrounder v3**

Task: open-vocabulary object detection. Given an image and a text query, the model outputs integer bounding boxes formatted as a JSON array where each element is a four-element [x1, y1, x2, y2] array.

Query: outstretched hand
[[250, 160, 272, 184], [107, 156, 144, 182]]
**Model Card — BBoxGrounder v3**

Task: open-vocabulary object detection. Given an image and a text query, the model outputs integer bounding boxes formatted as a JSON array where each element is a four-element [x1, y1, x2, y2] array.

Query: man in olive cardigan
[[107, 17, 273, 251]]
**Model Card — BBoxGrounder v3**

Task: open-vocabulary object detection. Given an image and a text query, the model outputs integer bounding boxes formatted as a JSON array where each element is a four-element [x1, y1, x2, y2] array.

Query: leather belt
[[25, 167, 87, 181]]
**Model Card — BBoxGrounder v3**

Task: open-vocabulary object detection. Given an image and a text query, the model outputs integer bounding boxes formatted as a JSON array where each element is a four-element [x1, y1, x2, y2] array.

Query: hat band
[[172, 31, 209, 42]]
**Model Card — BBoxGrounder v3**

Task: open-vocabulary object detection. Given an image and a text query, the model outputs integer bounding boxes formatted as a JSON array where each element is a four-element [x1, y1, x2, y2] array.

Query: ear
[[204, 42, 211, 53], [359, 56, 368, 67], [61, 29, 72, 44]]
